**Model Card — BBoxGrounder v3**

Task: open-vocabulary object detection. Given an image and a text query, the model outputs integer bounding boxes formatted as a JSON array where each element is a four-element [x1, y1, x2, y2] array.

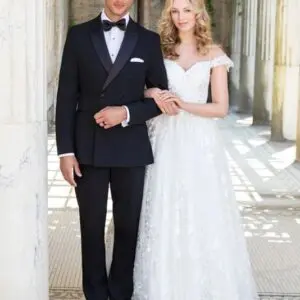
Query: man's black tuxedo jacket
[[55, 16, 168, 167]]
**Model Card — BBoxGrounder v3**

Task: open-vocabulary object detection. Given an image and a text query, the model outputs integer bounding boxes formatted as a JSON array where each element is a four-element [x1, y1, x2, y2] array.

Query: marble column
[[150, 0, 164, 31], [296, 102, 300, 162], [55, 0, 69, 93], [271, 0, 300, 141], [238, 0, 258, 113], [46, 0, 69, 126], [130, 1, 138, 22], [138, 0, 152, 29], [211, 0, 232, 54], [230, 0, 243, 109], [253, 0, 276, 124], [296, 73, 300, 162], [0, 1, 48, 299], [46, 0, 57, 125]]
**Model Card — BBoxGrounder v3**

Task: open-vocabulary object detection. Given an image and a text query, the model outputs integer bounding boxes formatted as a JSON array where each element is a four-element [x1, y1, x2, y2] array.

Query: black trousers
[[75, 165, 145, 300]]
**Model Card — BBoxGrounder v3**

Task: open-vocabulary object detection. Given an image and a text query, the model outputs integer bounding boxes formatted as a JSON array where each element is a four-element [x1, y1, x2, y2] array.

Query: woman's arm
[[183, 64, 229, 117], [144, 87, 179, 115], [162, 64, 229, 118]]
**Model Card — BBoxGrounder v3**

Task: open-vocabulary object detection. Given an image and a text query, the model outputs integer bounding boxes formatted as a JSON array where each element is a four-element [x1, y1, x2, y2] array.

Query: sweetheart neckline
[[165, 58, 215, 73], [164, 55, 227, 73]]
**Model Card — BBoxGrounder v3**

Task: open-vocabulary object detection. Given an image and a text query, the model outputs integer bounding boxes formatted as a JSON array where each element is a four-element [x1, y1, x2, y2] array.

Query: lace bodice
[[164, 54, 233, 104]]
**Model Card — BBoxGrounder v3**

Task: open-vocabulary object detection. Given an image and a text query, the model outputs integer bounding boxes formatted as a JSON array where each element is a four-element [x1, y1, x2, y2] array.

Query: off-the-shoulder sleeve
[[210, 54, 234, 71]]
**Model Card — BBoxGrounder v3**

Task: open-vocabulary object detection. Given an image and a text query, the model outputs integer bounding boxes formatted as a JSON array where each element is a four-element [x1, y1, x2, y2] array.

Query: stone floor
[[48, 113, 300, 300]]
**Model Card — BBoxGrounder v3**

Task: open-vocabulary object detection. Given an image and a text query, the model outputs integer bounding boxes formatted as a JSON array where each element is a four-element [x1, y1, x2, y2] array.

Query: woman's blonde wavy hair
[[158, 0, 213, 59]]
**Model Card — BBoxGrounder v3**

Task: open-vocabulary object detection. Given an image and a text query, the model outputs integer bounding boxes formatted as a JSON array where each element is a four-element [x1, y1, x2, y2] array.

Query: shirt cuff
[[121, 105, 130, 127], [58, 153, 75, 157]]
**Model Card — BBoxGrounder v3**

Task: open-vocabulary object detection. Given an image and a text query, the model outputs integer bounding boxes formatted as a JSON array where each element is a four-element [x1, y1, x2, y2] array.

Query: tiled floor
[[48, 114, 300, 299]]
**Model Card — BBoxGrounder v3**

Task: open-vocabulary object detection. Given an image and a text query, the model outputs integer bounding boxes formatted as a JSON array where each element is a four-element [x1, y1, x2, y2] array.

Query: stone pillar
[[253, 0, 276, 124], [138, 0, 163, 31], [297, 99, 300, 161], [46, 0, 57, 126], [130, 2, 138, 21], [238, 0, 258, 113], [50, 0, 69, 126], [297, 66, 300, 162], [138, 0, 151, 29], [0, 1, 48, 299], [150, 0, 164, 31], [230, 0, 243, 108], [211, 0, 233, 54], [271, 0, 300, 141]]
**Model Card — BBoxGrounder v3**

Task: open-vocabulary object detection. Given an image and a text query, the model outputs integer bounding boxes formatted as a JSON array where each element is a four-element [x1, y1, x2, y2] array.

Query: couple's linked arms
[[145, 54, 229, 118], [116, 33, 179, 123]]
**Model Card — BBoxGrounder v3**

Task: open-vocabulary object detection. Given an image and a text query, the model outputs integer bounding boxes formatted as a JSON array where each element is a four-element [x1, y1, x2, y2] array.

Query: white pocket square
[[130, 57, 144, 63]]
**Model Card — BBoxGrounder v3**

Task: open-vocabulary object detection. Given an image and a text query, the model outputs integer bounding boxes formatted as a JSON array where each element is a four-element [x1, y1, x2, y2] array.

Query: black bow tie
[[102, 19, 126, 31]]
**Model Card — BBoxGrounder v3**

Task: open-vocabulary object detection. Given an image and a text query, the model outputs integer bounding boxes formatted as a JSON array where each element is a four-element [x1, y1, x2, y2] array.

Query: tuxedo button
[[100, 93, 105, 98]]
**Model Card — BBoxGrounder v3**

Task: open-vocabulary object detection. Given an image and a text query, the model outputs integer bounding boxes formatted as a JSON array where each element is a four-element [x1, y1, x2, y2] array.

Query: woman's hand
[[145, 88, 179, 115], [158, 91, 186, 109], [144, 87, 165, 110]]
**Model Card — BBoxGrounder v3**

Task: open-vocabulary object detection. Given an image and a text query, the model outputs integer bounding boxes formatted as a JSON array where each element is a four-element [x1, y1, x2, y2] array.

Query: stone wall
[[70, 0, 103, 24]]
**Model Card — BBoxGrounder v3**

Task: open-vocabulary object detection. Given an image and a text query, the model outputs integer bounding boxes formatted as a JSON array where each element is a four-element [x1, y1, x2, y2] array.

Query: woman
[[107, 0, 258, 298]]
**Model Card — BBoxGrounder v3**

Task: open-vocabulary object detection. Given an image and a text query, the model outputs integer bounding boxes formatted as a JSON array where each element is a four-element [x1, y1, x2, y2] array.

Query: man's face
[[105, 0, 135, 19]]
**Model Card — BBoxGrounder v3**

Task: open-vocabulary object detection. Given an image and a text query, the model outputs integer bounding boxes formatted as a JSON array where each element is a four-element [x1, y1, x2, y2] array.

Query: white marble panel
[[0, 0, 48, 299]]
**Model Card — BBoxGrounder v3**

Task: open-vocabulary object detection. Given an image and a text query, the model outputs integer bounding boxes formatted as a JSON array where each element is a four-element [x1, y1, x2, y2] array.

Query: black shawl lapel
[[89, 15, 113, 73]]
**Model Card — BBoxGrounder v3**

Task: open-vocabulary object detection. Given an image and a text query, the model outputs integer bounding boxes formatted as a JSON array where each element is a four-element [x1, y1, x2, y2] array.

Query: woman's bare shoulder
[[207, 44, 226, 59]]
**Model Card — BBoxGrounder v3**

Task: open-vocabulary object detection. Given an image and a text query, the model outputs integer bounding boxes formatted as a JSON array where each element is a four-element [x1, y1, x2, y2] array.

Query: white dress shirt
[[101, 10, 129, 63], [101, 10, 130, 127], [59, 10, 131, 158]]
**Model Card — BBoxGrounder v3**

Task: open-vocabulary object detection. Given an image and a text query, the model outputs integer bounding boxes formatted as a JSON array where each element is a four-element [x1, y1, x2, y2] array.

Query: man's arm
[[55, 27, 78, 155], [55, 27, 82, 187], [125, 33, 169, 125]]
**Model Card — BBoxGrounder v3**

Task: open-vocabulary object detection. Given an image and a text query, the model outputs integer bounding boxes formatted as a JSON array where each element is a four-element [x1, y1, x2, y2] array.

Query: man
[[56, 0, 177, 299]]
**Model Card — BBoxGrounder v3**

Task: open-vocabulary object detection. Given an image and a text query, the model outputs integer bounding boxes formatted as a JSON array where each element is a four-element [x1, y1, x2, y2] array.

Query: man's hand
[[60, 156, 82, 187], [94, 106, 127, 129]]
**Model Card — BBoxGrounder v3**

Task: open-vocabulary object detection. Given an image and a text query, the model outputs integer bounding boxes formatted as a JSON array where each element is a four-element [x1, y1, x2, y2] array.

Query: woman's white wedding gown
[[106, 54, 258, 299]]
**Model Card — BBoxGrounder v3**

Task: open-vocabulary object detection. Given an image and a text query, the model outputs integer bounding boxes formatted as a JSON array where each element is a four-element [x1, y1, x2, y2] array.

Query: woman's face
[[170, 0, 197, 33]]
